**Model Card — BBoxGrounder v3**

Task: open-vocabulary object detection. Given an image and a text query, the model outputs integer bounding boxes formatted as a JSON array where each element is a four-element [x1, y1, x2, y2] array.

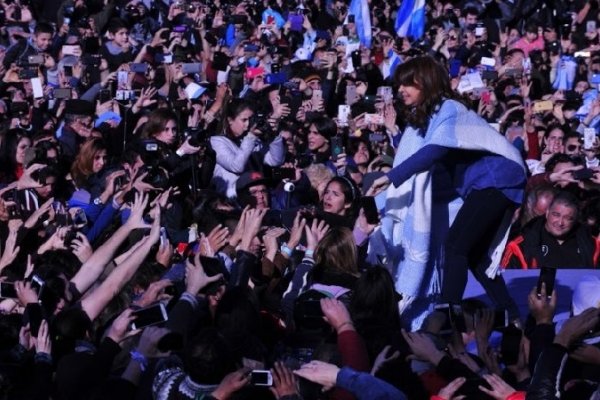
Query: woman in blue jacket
[[370, 56, 527, 320]]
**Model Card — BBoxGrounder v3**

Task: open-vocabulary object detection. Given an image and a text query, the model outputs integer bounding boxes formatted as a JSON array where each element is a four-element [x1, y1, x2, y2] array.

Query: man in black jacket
[[2, 23, 54, 68], [502, 191, 600, 269]]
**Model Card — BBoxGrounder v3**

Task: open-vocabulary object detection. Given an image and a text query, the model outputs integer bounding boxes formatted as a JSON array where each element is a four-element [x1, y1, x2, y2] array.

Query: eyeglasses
[[249, 188, 268, 196], [449, 35, 457, 40], [566, 144, 582, 152]]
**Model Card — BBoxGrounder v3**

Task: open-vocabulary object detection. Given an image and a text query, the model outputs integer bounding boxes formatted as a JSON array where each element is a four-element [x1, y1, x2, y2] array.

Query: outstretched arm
[[81, 207, 160, 321]]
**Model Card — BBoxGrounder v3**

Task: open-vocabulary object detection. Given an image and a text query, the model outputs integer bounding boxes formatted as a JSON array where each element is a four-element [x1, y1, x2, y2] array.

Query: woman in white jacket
[[210, 99, 285, 198]]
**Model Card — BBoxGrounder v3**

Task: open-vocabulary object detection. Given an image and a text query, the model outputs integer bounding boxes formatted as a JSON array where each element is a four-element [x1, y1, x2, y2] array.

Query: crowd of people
[[0, 0, 600, 398]]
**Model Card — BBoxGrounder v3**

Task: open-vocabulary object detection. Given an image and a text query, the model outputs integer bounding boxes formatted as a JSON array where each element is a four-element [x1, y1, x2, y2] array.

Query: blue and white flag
[[347, 0, 372, 48], [395, 0, 426, 39]]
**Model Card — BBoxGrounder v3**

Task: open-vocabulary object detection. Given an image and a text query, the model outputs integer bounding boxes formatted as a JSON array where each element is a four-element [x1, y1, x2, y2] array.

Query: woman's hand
[[286, 212, 307, 252], [263, 227, 286, 262], [401, 329, 445, 365], [185, 253, 223, 295], [270, 362, 299, 399], [107, 308, 139, 343], [71, 232, 93, 263], [304, 219, 329, 252], [133, 279, 173, 308], [239, 208, 267, 252], [293, 361, 339, 391], [211, 368, 251, 400], [35, 320, 52, 354], [367, 174, 390, 196], [176, 138, 202, 156], [320, 298, 354, 333], [437, 377, 467, 400], [478, 374, 518, 400], [228, 206, 249, 248], [15, 281, 39, 306], [370, 345, 401, 375]]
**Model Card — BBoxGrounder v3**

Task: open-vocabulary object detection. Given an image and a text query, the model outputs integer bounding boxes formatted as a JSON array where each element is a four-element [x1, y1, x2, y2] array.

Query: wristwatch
[[93, 197, 103, 206]]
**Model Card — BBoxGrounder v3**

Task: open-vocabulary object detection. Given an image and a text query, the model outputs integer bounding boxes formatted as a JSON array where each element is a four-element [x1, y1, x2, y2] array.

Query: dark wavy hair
[[394, 56, 460, 131]]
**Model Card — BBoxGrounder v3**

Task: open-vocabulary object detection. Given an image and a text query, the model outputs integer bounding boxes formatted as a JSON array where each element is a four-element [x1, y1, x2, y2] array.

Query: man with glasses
[[236, 171, 271, 210]]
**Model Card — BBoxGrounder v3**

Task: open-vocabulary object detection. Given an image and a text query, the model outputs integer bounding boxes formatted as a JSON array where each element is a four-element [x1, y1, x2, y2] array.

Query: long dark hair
[[394, 56, 459, 131]]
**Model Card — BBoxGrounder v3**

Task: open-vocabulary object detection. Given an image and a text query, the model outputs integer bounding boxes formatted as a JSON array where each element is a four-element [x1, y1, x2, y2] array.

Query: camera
[[185, 128, 208, 147]]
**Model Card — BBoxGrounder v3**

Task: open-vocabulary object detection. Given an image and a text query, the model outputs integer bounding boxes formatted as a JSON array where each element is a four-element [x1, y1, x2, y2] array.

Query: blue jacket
[[337, 367, 407, 400]]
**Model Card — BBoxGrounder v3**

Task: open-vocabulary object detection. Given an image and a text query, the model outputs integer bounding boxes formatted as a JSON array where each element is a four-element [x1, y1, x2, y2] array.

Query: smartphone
[[73, 208, 87, 227], [351, 50, 361, 68], [271, 167, 295, 181], [587, 20, 597, 33], [54, 87, 72, 100], [0, 282, 18, 299], [584, 127, 596, 150], [62, 45, 80, 56], [212, 51, 230, 72], [361, 196, 380, 224], [348, 14, 355, 23], [500, 325, 523, 365], [449, 59, 462, 78], [250, 370, 273, 386], [131, 303, 168, 330], [345, 84, 358, 105], [480, 56, 496, 67], [481, 70, 498, 81], [159, 227, 168, 246], [181, 63, 202, 74], [264, 72, 287, 85], [364, 113, 384, 125], [493, 309, 509, 331], [24, 305, 43, 337], [330, 136, 344, 159], [533, 100, 553, 113], [244, 43, 259, 52], [572, 168, 595, 181], [377, 86, 393, 104], [28, 54, 44, 65], [31, 77, 44, 99], [536, 266, 557, 298], [19, 68, 38, 79], [230, 14, 248, 24], [338, 104, 351, 126], [312, 89, 323, 103], [30, 274, 45, 295], [434, 303, 454, 335], [99, 89, 111, 103], [63, 65, 73, 77], [130, 63, 148, 73]]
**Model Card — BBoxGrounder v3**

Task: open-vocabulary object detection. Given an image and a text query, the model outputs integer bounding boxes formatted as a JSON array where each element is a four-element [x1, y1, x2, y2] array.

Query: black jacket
[[527, 343, 568, 400]]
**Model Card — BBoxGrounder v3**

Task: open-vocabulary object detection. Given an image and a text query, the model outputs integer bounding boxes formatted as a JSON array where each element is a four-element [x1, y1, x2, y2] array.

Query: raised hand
[[437, 377, 466, 400], [286, 211, 307, 252], [320, 298, 353, 333], [107, 308, 139, 343], [185, 253, 223, 295], [371, 345, 401, 375], [270, 362, 299, 399], [304, 219, 330, 252], [478, 374, 517, 400], [293, 360, 339, 391], [71, 232, 93, 263]]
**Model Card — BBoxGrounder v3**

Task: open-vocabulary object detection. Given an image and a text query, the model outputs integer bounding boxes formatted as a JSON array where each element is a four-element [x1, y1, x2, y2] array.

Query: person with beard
[[501, 190, 600, 269]]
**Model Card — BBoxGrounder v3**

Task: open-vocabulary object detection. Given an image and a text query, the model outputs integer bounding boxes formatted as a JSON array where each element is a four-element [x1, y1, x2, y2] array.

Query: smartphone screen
[[330, 136, 343, 159], [0, 282, 18, 299], [361, 196, 380, 224], [131, 303, 168, 330], [493, 309, 509, 331], [500, 325, 522, 365], [536, 267, 557, 298], [250, 370, 273, 386]]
